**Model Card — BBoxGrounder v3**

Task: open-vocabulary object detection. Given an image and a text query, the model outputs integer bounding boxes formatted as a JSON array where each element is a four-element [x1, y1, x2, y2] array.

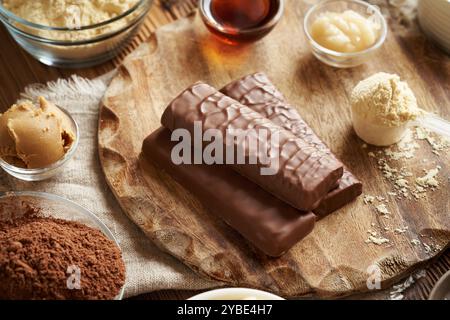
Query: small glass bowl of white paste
[[303, 0, 387, 68], [0, 0, 153, 68]]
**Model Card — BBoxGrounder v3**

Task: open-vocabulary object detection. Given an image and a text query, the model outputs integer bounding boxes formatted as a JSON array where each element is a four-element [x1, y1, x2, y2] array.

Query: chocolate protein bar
[[222, 73, 362, 217], [314, 171, 362, 217], [142, 128, 317, 257], [161, 83, 344, 212]]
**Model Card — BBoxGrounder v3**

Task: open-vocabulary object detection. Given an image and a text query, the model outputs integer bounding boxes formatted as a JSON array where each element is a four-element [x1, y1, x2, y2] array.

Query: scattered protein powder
[[389, 270, 427, 300], [362, 127, 448, 201], [365, 235, 390, 246], [362, 126, 448, 248], [0, 208, 125, 300], [416, 167, 441, 188], [363, 195, 376, 204], [375, 204, 391, 216], [416, 127, 450, 155], [394, 227, 408, 234]]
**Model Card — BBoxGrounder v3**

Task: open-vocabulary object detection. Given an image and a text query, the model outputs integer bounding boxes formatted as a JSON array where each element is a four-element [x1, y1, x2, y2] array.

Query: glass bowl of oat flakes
[[0, 0, 153, 68]]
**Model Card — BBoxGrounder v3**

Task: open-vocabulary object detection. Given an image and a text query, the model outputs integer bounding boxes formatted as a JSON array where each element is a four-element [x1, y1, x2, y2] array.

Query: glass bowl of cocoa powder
[[0, 191, 126, 300]]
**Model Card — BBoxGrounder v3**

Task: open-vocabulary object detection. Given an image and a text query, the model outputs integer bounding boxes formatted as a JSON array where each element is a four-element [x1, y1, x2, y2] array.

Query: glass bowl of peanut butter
[[0, 97, 79, 181]]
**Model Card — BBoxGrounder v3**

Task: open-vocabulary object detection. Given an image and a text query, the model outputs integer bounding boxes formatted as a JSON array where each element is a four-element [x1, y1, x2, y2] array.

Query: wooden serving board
[[98, 0, 450, 298]]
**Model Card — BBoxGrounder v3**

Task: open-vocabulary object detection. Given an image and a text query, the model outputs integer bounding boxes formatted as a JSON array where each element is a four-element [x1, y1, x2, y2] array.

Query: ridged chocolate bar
[[142, 128, 317, 257], [161, 83, 344, 211], [314, 171, 362, 217], [222, 73, 362, 217]]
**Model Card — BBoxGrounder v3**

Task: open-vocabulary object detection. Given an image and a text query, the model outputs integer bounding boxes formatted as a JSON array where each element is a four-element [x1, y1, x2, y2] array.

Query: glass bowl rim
[[303, 0, 388, 58], [2, 12, 148, 46], [199, 0, 285, 35], [0, 0, 152, 46], [0, 0, 149, 32], [188, 287, 285, 300], [0, 104, 80, 175], [429, 269, 450, 300], [0, 190, 125, 300]]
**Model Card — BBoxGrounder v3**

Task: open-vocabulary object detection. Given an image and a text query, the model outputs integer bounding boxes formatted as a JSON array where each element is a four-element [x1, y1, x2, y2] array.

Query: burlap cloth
[[0, 72, 218, 298]]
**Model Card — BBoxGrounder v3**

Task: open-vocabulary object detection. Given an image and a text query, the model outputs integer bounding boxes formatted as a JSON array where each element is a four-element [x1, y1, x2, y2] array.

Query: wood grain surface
[[98, 0, 450, 298], [0, 0, 448, 300]]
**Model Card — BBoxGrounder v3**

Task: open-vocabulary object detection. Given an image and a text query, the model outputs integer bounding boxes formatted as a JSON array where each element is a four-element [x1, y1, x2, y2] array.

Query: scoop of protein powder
[[351, 72, 449, 146]]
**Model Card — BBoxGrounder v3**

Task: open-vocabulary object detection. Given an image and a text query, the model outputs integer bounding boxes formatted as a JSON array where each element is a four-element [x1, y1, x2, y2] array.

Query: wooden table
[[0, 0, 448, 300]]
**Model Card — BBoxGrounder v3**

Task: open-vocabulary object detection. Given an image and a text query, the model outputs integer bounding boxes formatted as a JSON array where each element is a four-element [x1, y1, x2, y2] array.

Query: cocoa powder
[[0, 210, 125, 300]]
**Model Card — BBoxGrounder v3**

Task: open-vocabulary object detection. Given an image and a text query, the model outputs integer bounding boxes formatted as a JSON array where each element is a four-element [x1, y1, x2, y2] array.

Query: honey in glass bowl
[[199, 0, 284, 44]]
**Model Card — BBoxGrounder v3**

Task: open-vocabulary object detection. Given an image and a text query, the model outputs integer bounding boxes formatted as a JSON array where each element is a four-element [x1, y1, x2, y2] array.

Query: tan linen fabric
[[0, 72, 218, 298]]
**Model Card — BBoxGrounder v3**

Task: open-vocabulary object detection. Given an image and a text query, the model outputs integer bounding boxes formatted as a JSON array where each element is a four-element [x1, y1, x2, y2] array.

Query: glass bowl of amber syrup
[[199, 0, 285, 44]]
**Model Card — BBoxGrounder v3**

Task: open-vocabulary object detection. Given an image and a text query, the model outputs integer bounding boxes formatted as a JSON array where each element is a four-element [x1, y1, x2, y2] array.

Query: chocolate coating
[[222, 72, 362, 216], [142, 128, 316, 257], [314, 171, 363, 217], [161, 83, 343, 211]]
